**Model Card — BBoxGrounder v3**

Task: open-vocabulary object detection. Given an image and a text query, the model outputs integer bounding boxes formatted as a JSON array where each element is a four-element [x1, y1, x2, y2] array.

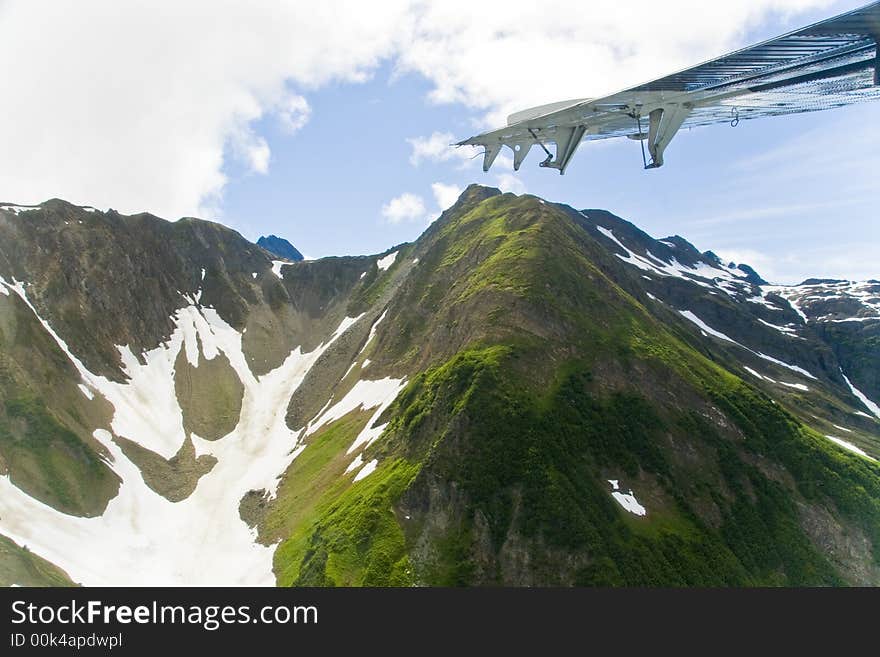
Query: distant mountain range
[[0, 188, 877, 586]]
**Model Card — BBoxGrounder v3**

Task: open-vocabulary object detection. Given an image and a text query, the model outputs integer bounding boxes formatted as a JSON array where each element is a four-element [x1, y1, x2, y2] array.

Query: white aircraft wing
[[458, 1, 880, 173]]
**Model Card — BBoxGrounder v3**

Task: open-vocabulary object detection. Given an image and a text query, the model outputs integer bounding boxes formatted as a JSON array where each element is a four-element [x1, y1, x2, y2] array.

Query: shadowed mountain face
[[0, 188, 877, 587]]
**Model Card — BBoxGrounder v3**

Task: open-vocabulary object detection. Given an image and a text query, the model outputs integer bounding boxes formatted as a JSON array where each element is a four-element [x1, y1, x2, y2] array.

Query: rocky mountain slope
[[0, 190, 877, 586]]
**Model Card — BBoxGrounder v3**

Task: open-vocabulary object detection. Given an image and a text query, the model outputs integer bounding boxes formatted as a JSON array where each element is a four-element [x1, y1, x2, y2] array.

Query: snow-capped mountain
[[768, 279, 880, 324], [0, 188, 877, 587]]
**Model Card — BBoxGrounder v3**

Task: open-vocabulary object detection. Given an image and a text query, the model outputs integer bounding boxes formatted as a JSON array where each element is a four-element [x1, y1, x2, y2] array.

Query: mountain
[[0, 190, 877, 587], [257, 234, 304, 262], [765, 279, 880, 410]]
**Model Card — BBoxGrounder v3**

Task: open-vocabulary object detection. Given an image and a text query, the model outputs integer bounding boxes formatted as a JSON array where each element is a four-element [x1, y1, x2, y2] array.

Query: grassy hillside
[[270, 187, 880, 586]]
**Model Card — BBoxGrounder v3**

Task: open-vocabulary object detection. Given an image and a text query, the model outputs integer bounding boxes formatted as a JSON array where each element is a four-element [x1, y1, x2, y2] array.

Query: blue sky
[[215, 0, 878, 284], [1, 0, 876, 284]]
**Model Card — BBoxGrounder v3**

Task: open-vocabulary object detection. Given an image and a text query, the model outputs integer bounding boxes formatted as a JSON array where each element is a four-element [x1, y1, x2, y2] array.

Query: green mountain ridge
[[0, 188, 877, 586]]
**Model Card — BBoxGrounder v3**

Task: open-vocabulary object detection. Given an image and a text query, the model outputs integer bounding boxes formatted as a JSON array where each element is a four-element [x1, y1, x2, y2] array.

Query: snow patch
[[593, 223, 751, 296], [362, 359, 371, 368], [824, 435, 876, 461], [328, 314, 365, 344], [377, 251, 398, 271], [353, 459, 378, 482], [841, 370, 880, 419], [746, 295, 777, 309], [680, 309, 817, 381], [341, 361, 358, 381], [361, 309, 388, 353], [679, 310, 738, 343], [345, 454, 364, 474], [757, 318, 799, 336], [0, 284, 364, 586], [595, 226, 629, 253], [755, 352, 817, 380], [832, 424, 852, 433], [270, 260, 287, 278], [744, 366, 774, 383], [608, 480, 647, 516], [306, 377, 407, 457], [77, 384, 93, 400], [0, 204, 40, 214]]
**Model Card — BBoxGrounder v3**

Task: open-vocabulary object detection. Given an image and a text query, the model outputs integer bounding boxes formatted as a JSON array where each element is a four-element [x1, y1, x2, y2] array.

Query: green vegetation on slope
[[265, 410, 372, 546], [264, 190, 880, 586], [174, 348, 243, 440], [269, 410, 417, 586], [424, 343, 880, 584], [708, 381, 880, 565], [0, 534, 76, 587], [270, 341, 873, 586], [0, 395, 119, 517]]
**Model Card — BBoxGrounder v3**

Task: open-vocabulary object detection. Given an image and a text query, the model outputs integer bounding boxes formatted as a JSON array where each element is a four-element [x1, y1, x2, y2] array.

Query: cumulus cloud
[[431, 182, 463, 211], [397, 0, 832, 127], [381, 192, 428, 223], [715, 248, 782, 280], [0, 0, 410, 218], [386, 183, 463, 225], [277, 94, 312, 134], [230, 129, 272, 175], [0, 0, 829, 219], [408, 132, 480, 166], [494, 173, 527, 195]]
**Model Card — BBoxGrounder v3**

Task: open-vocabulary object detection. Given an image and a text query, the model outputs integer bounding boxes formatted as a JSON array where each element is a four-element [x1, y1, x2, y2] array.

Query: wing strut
[[482, 143, 503, 172], [645, 105, 690, 169], [538, 125, 587, 174]]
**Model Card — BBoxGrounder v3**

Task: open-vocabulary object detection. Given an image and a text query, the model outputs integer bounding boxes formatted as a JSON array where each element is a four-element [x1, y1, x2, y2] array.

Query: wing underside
[[459, 1, 880, 173]]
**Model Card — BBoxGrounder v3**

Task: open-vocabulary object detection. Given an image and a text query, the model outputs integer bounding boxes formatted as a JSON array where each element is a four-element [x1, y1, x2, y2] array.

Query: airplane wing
[[458, 1, 880, 173]]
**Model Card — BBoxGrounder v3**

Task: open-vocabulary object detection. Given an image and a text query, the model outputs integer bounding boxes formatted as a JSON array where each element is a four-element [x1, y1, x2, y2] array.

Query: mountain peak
[[257, 234, 304, 261], [459, 183, 503, 204]]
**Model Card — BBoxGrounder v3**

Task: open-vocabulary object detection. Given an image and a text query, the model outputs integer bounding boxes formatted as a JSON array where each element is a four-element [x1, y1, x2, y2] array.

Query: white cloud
[[389, 182, 463, 226], [408, 131, 481, 166], [396, 0, 831, 127], [381, 192, 427, 223], [494, 173, 527, 195], [230, 129, 271, 175], [0, 0, 411, 219], [431, 182, 463, 211], [714, 244, 880, 286], [409, 132, 454, 165], [277, 94, 312, 134], [0, 0, 830, 219], [714, 248, 780, 280]]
